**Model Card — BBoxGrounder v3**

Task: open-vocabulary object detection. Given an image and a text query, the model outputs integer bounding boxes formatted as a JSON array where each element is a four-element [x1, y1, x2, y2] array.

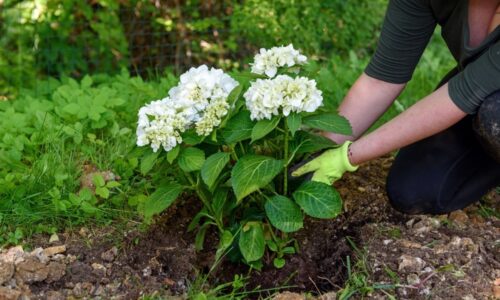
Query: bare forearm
[[349, 83, 467, 165], [324, 73, 405, 143]]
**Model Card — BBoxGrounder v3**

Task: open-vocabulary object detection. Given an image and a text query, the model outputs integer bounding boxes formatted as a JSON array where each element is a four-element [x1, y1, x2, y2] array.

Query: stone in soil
[[42, 245, 66, 257], [0, 260, 14, 285], [101, 246, 118, 262], [0, 287, 21, 300], [15, 257, 49, 283]]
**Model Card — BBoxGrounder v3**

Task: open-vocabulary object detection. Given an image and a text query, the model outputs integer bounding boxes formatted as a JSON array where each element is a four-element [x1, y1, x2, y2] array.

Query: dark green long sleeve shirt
[[365, 0, 500, 114]]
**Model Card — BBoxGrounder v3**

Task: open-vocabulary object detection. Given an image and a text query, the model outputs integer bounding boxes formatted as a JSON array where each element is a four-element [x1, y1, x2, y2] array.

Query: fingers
[[291, 159, 319, 177]]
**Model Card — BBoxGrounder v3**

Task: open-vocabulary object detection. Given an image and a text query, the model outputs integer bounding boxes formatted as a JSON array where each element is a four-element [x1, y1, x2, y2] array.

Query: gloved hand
[[291, 141, 358, 185]]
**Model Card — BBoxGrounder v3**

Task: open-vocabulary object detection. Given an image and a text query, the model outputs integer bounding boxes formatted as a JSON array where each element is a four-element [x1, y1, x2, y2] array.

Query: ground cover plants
[[136, 45, 352, 268]]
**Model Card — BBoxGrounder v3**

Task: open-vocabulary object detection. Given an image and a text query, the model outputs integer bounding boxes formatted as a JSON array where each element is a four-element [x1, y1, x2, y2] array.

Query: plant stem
[[283, 120, 289, 196]]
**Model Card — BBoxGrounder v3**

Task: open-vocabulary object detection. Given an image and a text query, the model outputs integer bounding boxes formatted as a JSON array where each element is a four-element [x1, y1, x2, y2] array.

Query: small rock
[[0, 246, 25, 264], [15, 257, 49, 283], [0, 287, 21, 300], [49, 234, 60, 244], [66, 254, 77, 264], [46, 262, 66, 283], [398, 239, 422, 249], [164, 277, 176, 286], [72, 283, 83, 297], [51, 254, 66, 262], [357, 187, 366, 192], [0, 260, 14, 285], [46, 290, 65, 300], [319, 292, 337, 300], [105, 282, 121, 294], [462, 295, 475, 300], [93, 285, 105, 296], [493, 285, 500, 299], [273, 292, 304, 300], [406, 273, 420, 285], [412, 217, 440, 234], [30, 247, 49, 264], [101, 247, 118, 262], [398, 255, 426, 272], [383, 239, 393, 245], [79, 227, 89, 237], [92, 263, 107, 277], [449, 210, 469, 226], [81, 282, 95, 295], [142, 266, 152, 277], [42, 245, 66, 257]]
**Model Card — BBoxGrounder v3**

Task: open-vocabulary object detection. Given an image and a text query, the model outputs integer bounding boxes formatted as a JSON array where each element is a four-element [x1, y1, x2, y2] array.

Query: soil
[[1, 156, 498, 299]]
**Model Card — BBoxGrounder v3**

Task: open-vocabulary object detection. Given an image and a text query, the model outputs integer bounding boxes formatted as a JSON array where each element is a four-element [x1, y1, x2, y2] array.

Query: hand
[[291, 141, 358, 185]]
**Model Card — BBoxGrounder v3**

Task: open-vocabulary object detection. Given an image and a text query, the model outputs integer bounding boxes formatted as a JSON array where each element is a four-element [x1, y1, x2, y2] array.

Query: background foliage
[[0, 0, 455, 242]]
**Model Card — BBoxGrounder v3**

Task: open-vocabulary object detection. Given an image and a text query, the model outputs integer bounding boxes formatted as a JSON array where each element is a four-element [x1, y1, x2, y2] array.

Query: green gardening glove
[[291, 141, 358, 185]]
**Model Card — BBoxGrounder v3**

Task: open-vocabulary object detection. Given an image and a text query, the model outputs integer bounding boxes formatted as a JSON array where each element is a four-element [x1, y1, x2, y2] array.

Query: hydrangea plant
[[136, 45, 351, 268]]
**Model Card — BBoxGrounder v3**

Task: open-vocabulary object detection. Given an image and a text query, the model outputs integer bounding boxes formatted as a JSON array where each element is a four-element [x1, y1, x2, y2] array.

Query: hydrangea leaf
[[239, 221, 265, 262], [293, 181, 342, 219], [251, 116, 280, 143], [222, 110, 254, 144], [231, 155, 283, 202], [303, 113, 352, 136], [201, 152, 230, 191], [143, 182, 183, 222], [286, 113, 302, 137], [178, 147, 205, 172], [265, 195, 303, 232]]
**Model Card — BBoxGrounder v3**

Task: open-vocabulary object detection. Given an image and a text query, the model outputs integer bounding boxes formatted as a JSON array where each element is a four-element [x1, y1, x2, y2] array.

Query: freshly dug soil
[[2, 156, 498, 299]]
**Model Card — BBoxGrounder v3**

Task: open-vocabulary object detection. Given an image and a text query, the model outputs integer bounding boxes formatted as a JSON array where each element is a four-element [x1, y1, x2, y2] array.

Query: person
[[292, 0, 500, 215]]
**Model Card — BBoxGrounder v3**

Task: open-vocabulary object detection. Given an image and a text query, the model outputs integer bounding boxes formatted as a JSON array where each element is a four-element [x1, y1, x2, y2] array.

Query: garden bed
[[1, 156, 498, 299]]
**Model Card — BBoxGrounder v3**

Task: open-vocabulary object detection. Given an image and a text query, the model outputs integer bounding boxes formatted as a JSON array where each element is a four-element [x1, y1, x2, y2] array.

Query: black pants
[[386, 90, 500, 214]]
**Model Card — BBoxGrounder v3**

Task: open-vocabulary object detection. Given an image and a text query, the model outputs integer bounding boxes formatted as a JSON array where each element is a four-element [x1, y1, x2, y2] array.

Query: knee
[[474, 90, 500, 162], [386, 168, 435, 215]]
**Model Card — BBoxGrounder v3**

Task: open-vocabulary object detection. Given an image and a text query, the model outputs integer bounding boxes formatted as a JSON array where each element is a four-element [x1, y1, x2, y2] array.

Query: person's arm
[[323, 73, 405, 143], [325, 0, 436, 143], [349, 82, 466, 164]]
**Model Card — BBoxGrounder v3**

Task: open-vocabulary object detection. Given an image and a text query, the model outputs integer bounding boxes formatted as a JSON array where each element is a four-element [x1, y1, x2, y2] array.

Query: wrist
[[342, 141, 359, 171]]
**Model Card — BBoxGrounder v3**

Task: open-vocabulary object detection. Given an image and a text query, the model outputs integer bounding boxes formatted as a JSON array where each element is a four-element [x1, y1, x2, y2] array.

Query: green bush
[[231, 0, 387, 58], [0, 70, 178, 238]]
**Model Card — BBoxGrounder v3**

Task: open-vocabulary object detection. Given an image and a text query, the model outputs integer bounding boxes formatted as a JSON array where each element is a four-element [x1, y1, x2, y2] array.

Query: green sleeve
[[365, 0, 436, 84], [448, 41, 500, 114]]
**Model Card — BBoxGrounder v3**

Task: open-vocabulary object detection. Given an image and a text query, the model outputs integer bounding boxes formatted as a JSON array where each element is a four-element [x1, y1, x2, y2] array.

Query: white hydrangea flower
[[137, 65, 238, 151], [244, 75, 323, 121], [195, 97, 230, 136], [136, 98, 189, 152], [251, 44, 307, 78]]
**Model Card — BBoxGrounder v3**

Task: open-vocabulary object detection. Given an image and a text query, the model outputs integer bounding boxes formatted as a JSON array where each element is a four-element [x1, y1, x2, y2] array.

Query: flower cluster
[[244, 75, 323, 120], [137, 65, 238, 152], [251, 44, 307, 78]]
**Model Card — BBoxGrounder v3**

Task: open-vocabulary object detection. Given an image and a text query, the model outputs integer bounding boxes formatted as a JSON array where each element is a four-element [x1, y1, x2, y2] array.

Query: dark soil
[[4, 156, 499, 299]]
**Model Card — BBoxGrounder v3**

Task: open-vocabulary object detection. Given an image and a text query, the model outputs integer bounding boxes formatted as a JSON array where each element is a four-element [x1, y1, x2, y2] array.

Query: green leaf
[[95, 187, 110, 199], [201, 152, 230, 190], [231, 155, 283, 202], [143, 183, 183, 221], [80, 75, 93, 89], [303, 113, 352, 136], [222, 110, 254, 144], [227, 84, 243, 105], [167, 145, 180, 164], [291, 131, 336, 154], [106, 181, 121, 188], [293, 181, 342, 219], [273, 258, 286, 269], [183, 129, 205, 145], [195, 222, 212, 251], [287, 113, 302, 137], [265, 196, 303, 233], [239, 222, 265, 262], [251, 117, 280, 143], [140, 151, 159, 175], [212, 189, 228, 220], [92, 174, 105, 187], [63, 103, 81, 115], [178, 147, 205, 172]]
